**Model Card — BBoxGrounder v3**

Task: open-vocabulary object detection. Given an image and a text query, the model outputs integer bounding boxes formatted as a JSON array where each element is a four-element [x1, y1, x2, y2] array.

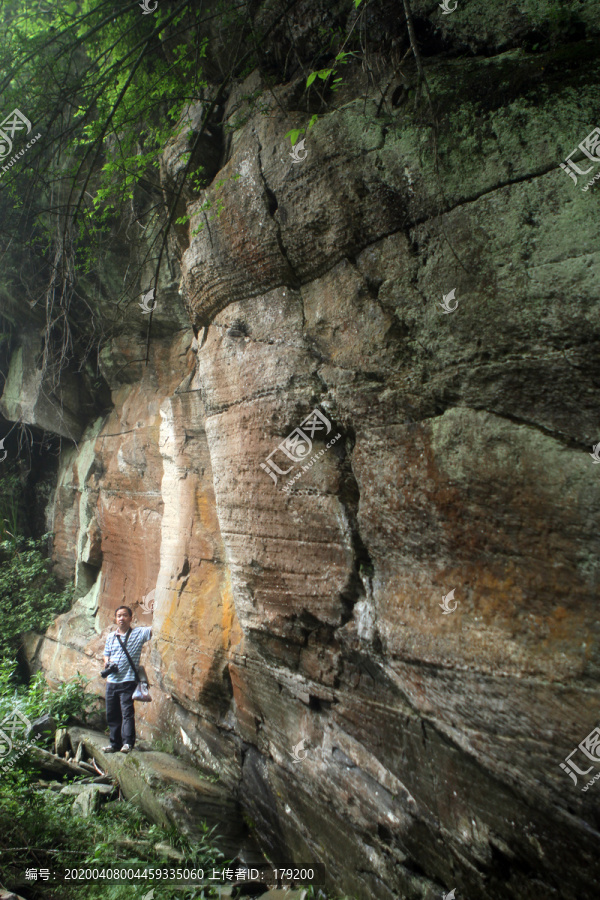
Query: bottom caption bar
[[25, 864, 326, 885]]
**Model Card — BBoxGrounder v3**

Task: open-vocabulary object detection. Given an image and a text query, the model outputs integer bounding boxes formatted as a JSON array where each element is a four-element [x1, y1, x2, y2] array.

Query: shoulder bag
[[116, 630, 152, 702]]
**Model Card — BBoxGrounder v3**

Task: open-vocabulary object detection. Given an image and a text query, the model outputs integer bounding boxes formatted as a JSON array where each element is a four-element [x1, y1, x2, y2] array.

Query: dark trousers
[[106, 681, 137, 749]]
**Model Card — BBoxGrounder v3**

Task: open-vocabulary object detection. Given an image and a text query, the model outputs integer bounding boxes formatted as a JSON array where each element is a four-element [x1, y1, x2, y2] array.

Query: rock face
[[3, 2, 600, 899], [0, 331, 87, 441]]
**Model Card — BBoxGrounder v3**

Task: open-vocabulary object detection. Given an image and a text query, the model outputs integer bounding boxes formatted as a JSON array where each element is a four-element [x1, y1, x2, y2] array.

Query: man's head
[[115, 606, 133, 631]]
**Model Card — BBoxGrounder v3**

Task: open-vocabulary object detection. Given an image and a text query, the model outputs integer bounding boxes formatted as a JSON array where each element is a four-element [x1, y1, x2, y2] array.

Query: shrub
[[0, 659, 99, 750], [0, 764, 228, 899], [0, 532, 73, 663]]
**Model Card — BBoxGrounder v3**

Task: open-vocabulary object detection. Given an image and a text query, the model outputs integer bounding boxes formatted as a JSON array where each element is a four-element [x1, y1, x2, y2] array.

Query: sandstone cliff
[[1, 1, 600, 898]]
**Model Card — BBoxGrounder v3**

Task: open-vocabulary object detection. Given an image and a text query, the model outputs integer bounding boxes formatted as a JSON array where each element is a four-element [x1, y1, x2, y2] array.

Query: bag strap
[[111, 628, 130, 654], [116, 630, 140, 682]]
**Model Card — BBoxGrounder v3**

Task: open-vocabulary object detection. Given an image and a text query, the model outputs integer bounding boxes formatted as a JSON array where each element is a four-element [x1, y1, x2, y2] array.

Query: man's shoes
[[120, 744, 131, 754], [102, 745, 119, 753]]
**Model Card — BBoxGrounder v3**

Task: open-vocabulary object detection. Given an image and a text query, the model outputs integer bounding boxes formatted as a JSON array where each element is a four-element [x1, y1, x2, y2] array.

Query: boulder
[[71, 787, 102, 818], [63, 783, 114, 818], [29, 714, 57, 741], [60, 783, 113, 797], [54, 728, 71, 756], [67, 728, 247, 856], [33, 780, 63, 793]]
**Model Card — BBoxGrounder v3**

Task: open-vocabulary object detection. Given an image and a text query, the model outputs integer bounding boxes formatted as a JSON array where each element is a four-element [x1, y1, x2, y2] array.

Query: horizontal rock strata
[[7, 2, 600, 898]]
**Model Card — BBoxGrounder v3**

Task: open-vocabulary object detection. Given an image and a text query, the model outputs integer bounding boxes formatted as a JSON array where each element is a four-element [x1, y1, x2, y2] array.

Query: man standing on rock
[[102, 606, 151, 754]]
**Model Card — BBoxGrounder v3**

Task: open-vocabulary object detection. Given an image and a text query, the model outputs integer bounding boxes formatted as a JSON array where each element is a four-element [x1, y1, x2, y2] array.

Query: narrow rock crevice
[[255, 132, 302, 289]]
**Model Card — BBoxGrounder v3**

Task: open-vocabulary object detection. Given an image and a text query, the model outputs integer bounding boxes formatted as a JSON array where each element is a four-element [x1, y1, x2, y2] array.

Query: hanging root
[[402, 0, 432, 109]]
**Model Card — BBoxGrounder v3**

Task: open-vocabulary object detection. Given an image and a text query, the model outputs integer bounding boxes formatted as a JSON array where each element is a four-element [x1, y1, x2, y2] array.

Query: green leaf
[[284, 128, 304, 146], [306, 72, 318, 88], [308, 114, 319, 130]]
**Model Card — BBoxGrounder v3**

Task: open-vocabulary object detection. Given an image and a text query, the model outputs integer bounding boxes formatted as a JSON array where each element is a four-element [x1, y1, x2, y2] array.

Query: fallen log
[[28, 746, 89, 778]]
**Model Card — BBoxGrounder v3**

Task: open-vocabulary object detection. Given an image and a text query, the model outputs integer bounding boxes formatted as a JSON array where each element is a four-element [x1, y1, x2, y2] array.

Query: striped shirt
[[104, 627, 152, 684]]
